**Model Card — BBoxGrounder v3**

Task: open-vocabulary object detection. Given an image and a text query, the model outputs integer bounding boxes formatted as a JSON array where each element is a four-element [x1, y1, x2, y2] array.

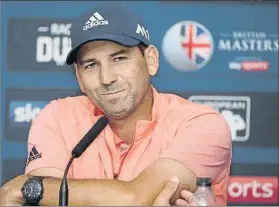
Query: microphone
[[59, 116, 109, 206]]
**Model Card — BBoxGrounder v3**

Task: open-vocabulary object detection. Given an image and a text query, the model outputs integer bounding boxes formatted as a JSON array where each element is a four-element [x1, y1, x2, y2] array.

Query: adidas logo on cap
[[83, 12, 109, 31]]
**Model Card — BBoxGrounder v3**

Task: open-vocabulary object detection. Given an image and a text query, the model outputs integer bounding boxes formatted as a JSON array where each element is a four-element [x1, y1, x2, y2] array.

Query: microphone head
[[72, 116, 108, 158]]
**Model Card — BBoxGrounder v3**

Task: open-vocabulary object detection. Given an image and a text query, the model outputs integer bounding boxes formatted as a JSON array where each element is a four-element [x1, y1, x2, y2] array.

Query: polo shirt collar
[[84, 85, 164, 144], [113, 85, 163, 144]]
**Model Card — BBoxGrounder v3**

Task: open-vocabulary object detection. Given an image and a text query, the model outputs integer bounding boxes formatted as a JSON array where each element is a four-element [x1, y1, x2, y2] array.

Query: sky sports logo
[[229, 61, 269, 71], [9, 101, 47, 127], [228, 176, 278, 204]]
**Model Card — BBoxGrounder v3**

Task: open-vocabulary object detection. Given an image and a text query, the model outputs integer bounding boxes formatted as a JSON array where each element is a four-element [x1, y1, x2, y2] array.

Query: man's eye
[[84, 63, 97, 69], [113, 56, 127, 62]]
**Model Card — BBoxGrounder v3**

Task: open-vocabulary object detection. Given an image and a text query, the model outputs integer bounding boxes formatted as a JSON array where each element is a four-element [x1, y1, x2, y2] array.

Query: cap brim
[[66, 34, 141, 65]]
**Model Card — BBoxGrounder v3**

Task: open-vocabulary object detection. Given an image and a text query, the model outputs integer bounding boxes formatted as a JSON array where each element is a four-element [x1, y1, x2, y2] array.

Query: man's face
[[75, 41, 157, 119]]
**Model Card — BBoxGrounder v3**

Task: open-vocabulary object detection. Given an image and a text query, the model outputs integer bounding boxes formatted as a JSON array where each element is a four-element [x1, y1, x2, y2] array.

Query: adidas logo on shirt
[[83, 12, 109, 31], [27, 146, 42, 165]]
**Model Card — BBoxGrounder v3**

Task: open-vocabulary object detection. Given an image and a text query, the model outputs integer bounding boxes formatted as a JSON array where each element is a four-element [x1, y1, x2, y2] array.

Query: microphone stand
[[58, 116, 108, 206], [59, 156, 75, 206]]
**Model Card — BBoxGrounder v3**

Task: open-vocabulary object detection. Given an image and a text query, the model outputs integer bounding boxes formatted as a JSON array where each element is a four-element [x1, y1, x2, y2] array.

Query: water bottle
[[190, 177, 216, 206]]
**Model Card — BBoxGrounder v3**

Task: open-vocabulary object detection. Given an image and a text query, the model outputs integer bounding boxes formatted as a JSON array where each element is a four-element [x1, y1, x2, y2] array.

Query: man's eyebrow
[[78, 48, 132, 65], [78, 58, 96, 65], [109, 48, 131, 57]]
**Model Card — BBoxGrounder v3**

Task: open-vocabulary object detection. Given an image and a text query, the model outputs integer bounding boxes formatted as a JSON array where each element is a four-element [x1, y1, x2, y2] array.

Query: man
[[0, 3, 232, 206]]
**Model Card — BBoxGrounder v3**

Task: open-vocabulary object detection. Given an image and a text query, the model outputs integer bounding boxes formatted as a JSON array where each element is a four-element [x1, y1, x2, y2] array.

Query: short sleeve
[[160, 113, 232, 180], [25, 101, 70, 174]]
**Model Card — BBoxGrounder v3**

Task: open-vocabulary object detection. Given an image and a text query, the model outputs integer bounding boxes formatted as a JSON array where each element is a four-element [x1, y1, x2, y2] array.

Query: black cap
[[66, 3, 151, 65], [197, 177, 212, 186]]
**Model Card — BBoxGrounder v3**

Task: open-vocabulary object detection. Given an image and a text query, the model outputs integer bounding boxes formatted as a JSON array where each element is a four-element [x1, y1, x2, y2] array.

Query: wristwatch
[[21, 176, 44, 206]]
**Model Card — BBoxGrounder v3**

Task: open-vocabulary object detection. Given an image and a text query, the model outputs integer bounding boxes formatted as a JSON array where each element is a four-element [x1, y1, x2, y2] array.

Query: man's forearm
[[40, 159, 196, 206], [1, 159, 196, 206], [40, 177, 137, 206]]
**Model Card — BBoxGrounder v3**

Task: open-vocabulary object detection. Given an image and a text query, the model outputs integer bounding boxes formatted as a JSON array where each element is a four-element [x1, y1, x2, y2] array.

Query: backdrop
[[0, 1, 278, 205]]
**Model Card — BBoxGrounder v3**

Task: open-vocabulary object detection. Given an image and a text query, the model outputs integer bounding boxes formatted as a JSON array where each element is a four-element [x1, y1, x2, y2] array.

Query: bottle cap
[[197, 177, 212, 186]]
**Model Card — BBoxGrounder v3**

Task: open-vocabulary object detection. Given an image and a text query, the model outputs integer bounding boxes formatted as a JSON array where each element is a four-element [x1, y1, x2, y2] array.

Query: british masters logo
[[162, 21, 214, 71], [219, 31, 278, 72]]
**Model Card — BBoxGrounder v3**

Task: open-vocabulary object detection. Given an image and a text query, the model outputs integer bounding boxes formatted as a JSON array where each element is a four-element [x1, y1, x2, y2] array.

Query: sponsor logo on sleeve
[[27, 146, 42, 165]]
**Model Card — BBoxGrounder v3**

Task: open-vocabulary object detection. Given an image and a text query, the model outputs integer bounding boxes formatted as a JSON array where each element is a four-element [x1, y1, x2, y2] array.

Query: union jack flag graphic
[[180, 22, 213, 67]]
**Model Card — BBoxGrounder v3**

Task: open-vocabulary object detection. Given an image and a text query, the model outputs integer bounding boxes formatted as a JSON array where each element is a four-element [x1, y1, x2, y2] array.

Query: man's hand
[[152, 177, 196, 206], [0, 175, 28, 206], [175, 189, 195, 206], [152, 176, 180, 206]]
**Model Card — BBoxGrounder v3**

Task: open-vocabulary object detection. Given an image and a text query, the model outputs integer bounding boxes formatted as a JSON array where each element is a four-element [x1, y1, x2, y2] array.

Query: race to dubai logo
[[36, 22, 72, 66], [7, 18, 73, 71]]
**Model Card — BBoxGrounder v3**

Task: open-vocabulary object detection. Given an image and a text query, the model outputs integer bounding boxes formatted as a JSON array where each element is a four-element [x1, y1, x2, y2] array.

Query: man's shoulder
[[159, 93, 231, 138], [37, 95, 97, 125], [158, 92, 219, 120], [158, 92, 231, 147]]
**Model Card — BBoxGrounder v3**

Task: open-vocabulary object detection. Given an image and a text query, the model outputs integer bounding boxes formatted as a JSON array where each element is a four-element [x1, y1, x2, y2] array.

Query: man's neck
[[108, 86, 154, 144]]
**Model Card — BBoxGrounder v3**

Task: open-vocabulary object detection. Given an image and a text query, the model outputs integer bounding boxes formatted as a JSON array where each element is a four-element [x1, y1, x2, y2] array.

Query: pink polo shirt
[[25, 86, 232, 206]]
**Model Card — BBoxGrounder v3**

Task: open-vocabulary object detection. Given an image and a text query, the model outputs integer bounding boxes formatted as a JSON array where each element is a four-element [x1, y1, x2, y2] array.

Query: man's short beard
[[98, 94, 137, 119]]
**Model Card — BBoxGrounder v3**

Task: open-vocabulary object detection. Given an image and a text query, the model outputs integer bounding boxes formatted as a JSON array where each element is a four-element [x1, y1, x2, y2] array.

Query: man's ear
[[144, 45, 159, 76], [74, 63, 85, 93]]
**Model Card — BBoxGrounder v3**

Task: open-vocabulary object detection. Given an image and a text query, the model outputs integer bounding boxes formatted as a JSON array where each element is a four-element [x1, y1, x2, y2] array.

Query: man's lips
[[101, 89, 126, 95]]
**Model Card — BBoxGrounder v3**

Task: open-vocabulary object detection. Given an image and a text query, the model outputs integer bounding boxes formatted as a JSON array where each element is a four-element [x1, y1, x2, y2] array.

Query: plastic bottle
[[190, 177, 216, 206]]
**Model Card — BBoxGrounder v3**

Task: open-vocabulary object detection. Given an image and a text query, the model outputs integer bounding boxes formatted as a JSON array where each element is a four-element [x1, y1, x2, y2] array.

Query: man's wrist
[[11, 175, 31, 204]]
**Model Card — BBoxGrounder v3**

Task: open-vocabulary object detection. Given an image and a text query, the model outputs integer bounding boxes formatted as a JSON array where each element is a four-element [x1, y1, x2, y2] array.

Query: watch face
[[24, 179, 42, 200]]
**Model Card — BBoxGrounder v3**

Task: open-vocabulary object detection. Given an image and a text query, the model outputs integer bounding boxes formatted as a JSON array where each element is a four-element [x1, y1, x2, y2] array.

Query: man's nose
[[99, 64, 117, 85]]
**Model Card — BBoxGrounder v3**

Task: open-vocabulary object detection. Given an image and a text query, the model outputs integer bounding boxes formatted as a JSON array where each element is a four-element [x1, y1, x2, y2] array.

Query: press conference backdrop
[[0, 1, 278, 205]]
